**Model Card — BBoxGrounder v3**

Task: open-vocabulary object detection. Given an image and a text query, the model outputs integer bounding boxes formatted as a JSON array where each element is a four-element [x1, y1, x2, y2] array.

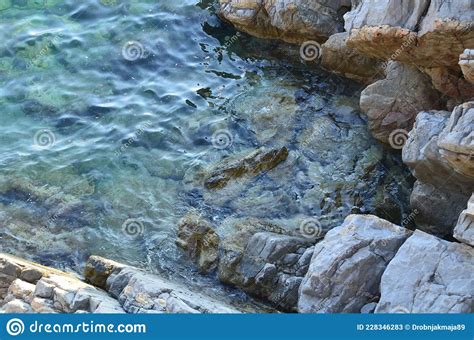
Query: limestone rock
[[218, 228, 312, 311], [176, 213, 220, 273], [438, 102, 474, 179], [454, 194, 474, 247], [375, 230, 474, 313], [402, 108, 474, 236], [360, 61, 442, 145], [298, 214, 411, 313], [84, 256, 126, 290], [203, 147, 288, 189], [218, 0, 351, 44], [346, 0, 474, 101], [460, 49, 474, 84], [85, 256, 240, 313], [320, 32, 383, 83], [0, 253, 124, 314]]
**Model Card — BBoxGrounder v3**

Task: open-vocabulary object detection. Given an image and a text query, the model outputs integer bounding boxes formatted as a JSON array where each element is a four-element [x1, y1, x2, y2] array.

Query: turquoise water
[[0, 0, 412, 305]]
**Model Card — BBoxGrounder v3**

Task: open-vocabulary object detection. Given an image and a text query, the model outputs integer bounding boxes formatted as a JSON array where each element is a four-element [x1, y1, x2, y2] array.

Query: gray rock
[[218, 229, 312, 311], [0, 253, 124, 314], [360, 61, 441, 145], [375, 230, 474, 313], [454, 194, 474, 247], [34, 279, 55, 299], [2, 299, 33, 313], [403, 108, 474, 236], [85, 256, 240, 314], [410, 181, 469, 237], [438, 102, 474, 178], [298, 214, 411, 313], [361, 302, 377, 314], [460, 49, 474, 84]]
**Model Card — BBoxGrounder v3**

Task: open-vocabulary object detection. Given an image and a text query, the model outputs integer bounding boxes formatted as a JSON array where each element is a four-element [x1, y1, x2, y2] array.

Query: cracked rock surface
[[454, 194, 474, 247], [0, 253, 124, 313], [298, 214, 411, 313], [85, 256, 239, 314], [375, 230, 474, 313]]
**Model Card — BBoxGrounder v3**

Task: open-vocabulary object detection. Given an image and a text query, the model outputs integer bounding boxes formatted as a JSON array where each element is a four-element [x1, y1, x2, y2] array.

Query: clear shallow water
[[0, 0, 413, 308]]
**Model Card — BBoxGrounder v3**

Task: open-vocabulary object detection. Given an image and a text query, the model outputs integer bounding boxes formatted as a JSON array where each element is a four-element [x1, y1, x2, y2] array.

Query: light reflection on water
[[0, 0, 413, 309]]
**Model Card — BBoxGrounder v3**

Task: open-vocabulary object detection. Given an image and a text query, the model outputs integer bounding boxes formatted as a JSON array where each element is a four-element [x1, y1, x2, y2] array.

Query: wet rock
[[361, 302, 377, 314], [84, 256, 126, 290], [409, 181, 469, 237], [454, 194, 474, 247], [203, 147, 289, 189], [438, 102, 474, 178], [298, 215, 411, 313], [403, 108, 474, 236], [218, 225, 313, 311], [85, 256, 240, 313], [375, 230, 474, 313], [218, 0, 351, 44], [459, 49, 474, 84], [176, 213, 220, 274], [228, 85, 299, 145], [0, 253, 124, 314], [321, 32, 383, 83], [360, 61, 442, 145]]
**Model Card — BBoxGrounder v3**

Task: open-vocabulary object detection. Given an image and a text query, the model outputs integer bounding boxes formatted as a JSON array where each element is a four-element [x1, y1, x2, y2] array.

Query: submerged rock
[[176, 213, 220, 274], [85, 256, 239, 313], [203, 146, 289, 189], [375, 230, 474, 313], [298, 214, 411, 313], [454, 194, 474, 247]]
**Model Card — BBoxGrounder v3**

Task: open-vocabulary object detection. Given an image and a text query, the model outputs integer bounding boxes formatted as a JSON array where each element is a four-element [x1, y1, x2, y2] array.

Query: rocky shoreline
[[0, 0, 472, 314]]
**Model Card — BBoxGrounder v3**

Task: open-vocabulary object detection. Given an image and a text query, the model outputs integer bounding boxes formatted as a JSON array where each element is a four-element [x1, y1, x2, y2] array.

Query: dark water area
[[0, 0, 414, 309]]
